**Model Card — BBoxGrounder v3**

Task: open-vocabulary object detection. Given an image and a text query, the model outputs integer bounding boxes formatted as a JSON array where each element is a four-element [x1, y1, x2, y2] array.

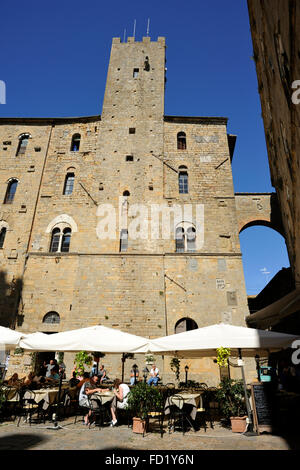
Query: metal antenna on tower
[[133, 19, 136, 38], [146, 18, 150, 37]]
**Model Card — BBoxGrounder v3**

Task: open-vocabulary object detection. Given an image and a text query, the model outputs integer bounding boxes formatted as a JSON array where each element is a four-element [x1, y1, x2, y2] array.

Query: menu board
[[251, 383, 273, 434]]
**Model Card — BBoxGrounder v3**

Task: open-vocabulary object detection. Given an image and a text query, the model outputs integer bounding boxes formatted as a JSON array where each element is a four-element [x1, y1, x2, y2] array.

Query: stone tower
[[0, 36, 268, 384]]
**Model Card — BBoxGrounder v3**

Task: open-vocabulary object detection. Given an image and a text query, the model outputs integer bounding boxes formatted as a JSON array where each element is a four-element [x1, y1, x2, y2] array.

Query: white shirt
[[119, 383, 130, 401], [150, 367, 159, 377]]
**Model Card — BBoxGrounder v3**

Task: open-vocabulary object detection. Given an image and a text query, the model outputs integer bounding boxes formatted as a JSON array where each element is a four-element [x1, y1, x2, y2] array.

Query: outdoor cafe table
[[92, 390, 115, 405], [24, 386, 77, 411], [164, 392, 204, 421]]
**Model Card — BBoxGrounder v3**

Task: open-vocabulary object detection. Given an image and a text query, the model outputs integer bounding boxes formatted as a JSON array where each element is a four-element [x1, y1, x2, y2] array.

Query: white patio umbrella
[[145, 323, 300, 357], [0, 326, 26, 349], [19, 325, 157, 354], [145, 323, 300, 435]]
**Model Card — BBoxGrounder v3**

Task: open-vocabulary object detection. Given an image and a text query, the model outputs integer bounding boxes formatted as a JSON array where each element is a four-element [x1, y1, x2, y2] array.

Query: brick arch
[[235, 192, 284, 236]]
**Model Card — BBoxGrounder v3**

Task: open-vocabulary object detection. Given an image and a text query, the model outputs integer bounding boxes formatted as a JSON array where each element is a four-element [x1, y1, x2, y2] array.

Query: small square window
[[126, 155, 134, 162], [133, 68, 139, 78], [129, 128, 136, 134]]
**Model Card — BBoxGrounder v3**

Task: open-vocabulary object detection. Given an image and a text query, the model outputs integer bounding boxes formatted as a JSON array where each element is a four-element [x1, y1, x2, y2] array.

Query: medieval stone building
[[246, 0, 300, 332], [0, 36, 277, 383]]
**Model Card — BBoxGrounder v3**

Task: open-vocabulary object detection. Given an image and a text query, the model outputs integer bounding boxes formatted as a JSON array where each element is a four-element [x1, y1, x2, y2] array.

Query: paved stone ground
[[0, 417, 298, 451]]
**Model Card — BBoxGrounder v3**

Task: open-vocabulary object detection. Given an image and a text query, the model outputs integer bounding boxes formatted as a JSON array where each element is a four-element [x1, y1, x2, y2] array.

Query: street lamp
[[185, 365, 189, 385], [143, 366, 149, 383], [132, 363, 138, 385]]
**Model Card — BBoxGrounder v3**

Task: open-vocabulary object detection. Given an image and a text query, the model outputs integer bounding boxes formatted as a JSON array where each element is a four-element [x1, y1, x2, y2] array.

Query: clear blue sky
[[0, 0, 289, 294]]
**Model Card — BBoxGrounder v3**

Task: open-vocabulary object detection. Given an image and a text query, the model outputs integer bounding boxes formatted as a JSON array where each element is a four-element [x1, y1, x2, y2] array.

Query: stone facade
[[247, 0, 300, 290], [0, 37, 262, 384]]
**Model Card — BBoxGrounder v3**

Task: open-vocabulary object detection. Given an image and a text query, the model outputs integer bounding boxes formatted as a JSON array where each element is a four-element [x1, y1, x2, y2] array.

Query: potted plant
[[215, 378, 248, 432], [145, 354, 155, 365], [216, 347, 231, 367], [127, 382, 163, 434], [74, 351, 93, 375]]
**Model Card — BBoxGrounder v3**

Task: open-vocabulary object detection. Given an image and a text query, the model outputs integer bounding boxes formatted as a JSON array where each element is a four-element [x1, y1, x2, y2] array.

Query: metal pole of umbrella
[[121, 354, 125, 383], [238, 349, 257, 436], [45, 370, 64, 430]]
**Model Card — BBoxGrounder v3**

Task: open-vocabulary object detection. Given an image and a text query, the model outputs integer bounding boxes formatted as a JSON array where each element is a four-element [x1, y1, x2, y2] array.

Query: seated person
[[69, 371, 80, 388], [77, 372, 91, 389], [45, 366, 60, 384], [110, 378, 130, 426], [23, 371, 36, 387], [147, 364, 160, 386], [98, 365, 108, 384], [130, 364, 139, 386], [76, 368, 84, 382], [46, 359, 56, 378], [30, 376, 44, 389], [6, 373, 24, 388], [79, 374, 109, 425]]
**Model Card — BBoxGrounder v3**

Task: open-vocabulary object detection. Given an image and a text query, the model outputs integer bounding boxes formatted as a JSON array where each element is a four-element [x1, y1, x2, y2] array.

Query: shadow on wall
[[270, 192, 285, 236], [0, 270, 23, 328]]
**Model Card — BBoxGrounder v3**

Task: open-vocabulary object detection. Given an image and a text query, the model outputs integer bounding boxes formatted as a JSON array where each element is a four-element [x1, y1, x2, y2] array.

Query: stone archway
[[235, 192, 284, 236]]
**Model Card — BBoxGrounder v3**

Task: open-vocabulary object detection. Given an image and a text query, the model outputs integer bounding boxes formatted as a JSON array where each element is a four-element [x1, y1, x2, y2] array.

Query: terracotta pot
[[132, 417, 147, 434], [230, 416, 247, 433]]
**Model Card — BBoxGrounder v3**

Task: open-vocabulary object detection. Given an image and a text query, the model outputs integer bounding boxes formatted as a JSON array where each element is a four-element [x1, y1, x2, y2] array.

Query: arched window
[[175, 318, 198, 334], [175, 227, 185, 252], [4, 179, 18, 204], [43, 312, 60, 324], [175, 223, 196, 252], [50, 228, 61, 252], [177, 132, 187, 150], [16, 133, 30, 156], [0, 227, 6, 249], [186, 226, 196, 252], [63, 173, 75, 195], [49, 227, 72, 253], [70, 134, 81, 152], [61, 228, 71, 252], [178, 167, 188, 194]]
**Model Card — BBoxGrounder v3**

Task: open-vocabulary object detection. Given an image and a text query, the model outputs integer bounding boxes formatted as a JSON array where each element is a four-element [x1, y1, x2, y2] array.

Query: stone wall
[[0, 37, 258, 384]]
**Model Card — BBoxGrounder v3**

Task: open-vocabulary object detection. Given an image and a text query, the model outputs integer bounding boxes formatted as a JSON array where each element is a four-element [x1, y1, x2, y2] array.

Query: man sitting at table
[[79, 374, 109, 426], [45, 366, 60, 384], [110, 378, 130, 427], [147, 364, 160, 386]]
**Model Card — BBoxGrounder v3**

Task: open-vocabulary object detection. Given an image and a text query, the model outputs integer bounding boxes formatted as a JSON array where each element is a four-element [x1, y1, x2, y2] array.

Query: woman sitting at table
[[110, 378, 130, 427]]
